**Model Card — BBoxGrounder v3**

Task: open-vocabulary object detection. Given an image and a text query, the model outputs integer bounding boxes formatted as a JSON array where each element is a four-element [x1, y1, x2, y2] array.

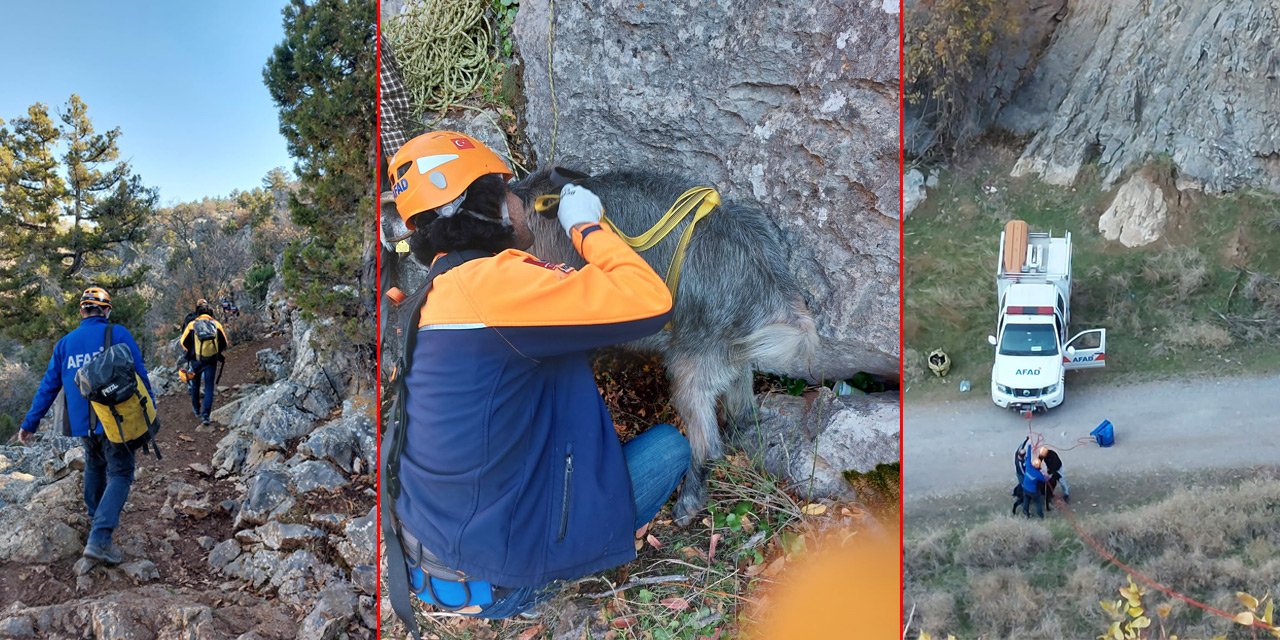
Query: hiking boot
[[202, 419, 211, 428], [82, 541, 123, 565]]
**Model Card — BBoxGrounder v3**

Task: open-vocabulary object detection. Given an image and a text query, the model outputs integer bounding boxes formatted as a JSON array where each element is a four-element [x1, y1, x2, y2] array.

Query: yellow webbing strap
[[532, 186, 721, 301]]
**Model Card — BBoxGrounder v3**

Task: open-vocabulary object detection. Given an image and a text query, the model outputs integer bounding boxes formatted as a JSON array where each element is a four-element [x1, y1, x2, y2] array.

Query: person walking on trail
[[381, 131, 689, 630], [17, 287, 154, 565], [1021, 457, 1049, 518], [1038, 445, 1070, 504], [180, 300, 229, 427]]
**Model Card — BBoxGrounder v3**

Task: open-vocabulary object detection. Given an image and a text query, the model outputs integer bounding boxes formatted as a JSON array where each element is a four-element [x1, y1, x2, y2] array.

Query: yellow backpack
[[73, 325, 161, 458], [191, 316, 222, 361]]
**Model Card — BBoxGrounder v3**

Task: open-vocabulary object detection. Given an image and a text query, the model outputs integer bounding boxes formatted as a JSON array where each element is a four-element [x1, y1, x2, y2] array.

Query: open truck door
[[1064, 328, 1106, 369]]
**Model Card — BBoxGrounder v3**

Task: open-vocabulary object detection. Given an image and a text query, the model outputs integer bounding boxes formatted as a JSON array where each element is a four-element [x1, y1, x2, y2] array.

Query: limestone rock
[[733, 388, 900, 499], [255, 521, 325, 551], [63, 447, 85, 471], [1007, 1, 1280, 193], [297, 416, 368, 474], [256, 347, 289, 383], [288, 460, 349, 494], [904, 169, 927, 216], [0, 616, 35, 639], [297, 584, 358, 640], [209, 539, 242, 571], [513, 0, 900, 377], [0, 519, 82, 564], [121, 559, 159, 582], [1098, 172, 1169, 247], [235, 469, 293, 529], [334, 508, 375, 568]]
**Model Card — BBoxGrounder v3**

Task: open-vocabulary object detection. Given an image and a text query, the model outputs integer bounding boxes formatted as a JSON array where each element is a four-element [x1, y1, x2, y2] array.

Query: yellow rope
[[533, 187, 721, 301], [384, 0, 492, 115]]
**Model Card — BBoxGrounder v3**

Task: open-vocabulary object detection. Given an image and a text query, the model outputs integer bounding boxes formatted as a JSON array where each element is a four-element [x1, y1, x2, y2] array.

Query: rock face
[[1098, 172, 1169, 247], [905, 0, 1068, 157], [513, 0, 900, 377], [1006, 1, 1280, 193], [732, 389, 900, 500]]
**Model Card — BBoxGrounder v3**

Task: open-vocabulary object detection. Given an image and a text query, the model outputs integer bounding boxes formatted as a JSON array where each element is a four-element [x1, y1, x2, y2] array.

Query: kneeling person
[[382, 132, 690, 630]]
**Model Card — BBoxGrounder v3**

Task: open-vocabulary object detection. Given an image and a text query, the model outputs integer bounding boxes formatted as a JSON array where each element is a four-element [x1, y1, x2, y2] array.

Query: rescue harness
[[381, 249, 498, 639]]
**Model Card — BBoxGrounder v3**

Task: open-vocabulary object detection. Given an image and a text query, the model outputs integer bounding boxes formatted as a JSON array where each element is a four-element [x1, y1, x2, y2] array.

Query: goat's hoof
[[672, 496, 705, 528]]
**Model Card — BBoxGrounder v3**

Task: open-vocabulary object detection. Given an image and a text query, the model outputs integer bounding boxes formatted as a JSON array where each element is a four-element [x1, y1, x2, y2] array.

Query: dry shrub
[[1142, 549, 1218, 593], [1088, 481, 1280, 559], [911, 589, 958, 637], [1226, 271, 1280, 340], [1141, 246, 1208, 299], [954, 517, 1053, 568], [1063, 563, 1113, 622], [905, 528, 952, 577], [1164, 320, 1233, 349], [966, 568, 1042, 638], [1243, 536, 1275, 566]]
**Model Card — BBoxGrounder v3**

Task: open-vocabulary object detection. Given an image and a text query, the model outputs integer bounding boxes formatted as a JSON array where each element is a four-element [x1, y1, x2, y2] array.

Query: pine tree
[[263, 0, 375, 326], [0, 95, 156, 345]]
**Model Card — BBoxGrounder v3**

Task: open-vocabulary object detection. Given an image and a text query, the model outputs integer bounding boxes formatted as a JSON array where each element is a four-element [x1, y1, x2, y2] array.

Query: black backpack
[[73, 325, 162, 458]]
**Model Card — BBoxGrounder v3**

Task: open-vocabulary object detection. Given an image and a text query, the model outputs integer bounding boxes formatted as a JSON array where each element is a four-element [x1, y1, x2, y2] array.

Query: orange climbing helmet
[[80, 287, 112, 309], [387, 131, 513, 228]]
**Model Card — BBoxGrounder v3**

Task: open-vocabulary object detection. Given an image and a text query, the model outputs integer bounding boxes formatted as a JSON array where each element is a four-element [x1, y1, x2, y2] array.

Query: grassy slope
[[905, 470, 1280, 639], [904, 148, 1280, 400]]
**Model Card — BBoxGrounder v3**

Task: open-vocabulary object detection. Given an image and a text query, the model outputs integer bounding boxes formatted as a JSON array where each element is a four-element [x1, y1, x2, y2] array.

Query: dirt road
[[904, 374, 1280, 513]]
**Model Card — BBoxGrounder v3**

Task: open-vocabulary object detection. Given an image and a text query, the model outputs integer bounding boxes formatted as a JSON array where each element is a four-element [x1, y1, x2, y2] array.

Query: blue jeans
[[189, 360, 217, 420], [420, 424, 692, 619], [83, 432, 135, 547]]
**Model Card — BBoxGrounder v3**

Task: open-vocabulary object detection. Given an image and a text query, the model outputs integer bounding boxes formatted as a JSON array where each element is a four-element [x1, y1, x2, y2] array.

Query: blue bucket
[[1090, 419, 1115, 447]]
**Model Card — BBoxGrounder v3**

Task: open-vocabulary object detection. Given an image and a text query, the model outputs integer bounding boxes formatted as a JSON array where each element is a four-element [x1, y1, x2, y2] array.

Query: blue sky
[[0, 1, 294, 204]]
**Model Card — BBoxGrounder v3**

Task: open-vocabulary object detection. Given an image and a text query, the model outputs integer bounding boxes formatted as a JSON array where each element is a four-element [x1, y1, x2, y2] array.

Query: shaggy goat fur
[[512, 168, 818, 525]]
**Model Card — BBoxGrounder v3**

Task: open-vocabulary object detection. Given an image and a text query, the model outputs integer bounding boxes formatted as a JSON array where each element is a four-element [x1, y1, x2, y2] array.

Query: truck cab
[[989, 221, 1106, 412]]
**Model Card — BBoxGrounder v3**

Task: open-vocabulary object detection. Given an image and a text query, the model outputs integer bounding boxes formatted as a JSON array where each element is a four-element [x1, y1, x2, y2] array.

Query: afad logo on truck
[[1015, 368, 1041, 375], [1063, 353, 1105, 364]]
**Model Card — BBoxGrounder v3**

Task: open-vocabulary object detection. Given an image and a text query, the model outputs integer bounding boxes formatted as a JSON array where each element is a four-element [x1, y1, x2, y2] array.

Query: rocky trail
[[0, 316, 377, 639]]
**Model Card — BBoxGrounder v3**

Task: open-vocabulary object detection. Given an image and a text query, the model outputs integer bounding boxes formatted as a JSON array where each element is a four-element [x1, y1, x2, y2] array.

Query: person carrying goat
[[381, 131, 691, 629]]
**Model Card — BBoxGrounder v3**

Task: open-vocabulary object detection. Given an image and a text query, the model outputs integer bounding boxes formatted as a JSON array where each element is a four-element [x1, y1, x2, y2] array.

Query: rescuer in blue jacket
[[383, 131, 692, 622], [18, 287, 154, 565], [1020, 457, 1049, 519]]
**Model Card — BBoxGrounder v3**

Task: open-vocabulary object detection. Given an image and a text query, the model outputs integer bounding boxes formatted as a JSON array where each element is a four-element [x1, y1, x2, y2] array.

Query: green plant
[[245, 262, 276, 302], [491, 0, 518, 59], [1097, 577, 1280, 640]]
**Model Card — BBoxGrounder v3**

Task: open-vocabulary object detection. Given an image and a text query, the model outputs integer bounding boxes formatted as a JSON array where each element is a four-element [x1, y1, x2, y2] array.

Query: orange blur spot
[[745, 526, 901, 639]]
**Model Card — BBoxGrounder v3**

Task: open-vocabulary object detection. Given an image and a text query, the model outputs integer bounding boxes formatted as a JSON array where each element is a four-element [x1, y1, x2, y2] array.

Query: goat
[[511, 168, 819, 525]]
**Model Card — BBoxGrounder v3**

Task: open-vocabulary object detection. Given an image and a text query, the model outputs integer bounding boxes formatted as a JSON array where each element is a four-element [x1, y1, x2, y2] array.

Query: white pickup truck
[[988, 220, 1106, 413]]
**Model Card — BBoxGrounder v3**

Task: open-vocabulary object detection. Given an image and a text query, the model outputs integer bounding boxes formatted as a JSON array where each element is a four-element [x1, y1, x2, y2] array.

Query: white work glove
[[556, 184, 603, 237]]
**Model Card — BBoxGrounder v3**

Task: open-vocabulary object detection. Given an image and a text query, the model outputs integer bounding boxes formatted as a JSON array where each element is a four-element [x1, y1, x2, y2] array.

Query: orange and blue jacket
[[397, 223, 673, 588]]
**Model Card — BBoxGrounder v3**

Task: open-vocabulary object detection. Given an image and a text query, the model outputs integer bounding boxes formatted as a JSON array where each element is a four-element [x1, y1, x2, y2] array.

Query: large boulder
[[1098, 172, 1170, 247], [732, 389, 899, 500], [513, 0, 900, 378], [1006, 1, 1280, 193]]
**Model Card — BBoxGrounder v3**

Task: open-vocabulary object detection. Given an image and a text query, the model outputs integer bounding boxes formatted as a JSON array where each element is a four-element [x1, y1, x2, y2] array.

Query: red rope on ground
[[1051, 497, 1261, 627], [1019, 413, 1272, 631]]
